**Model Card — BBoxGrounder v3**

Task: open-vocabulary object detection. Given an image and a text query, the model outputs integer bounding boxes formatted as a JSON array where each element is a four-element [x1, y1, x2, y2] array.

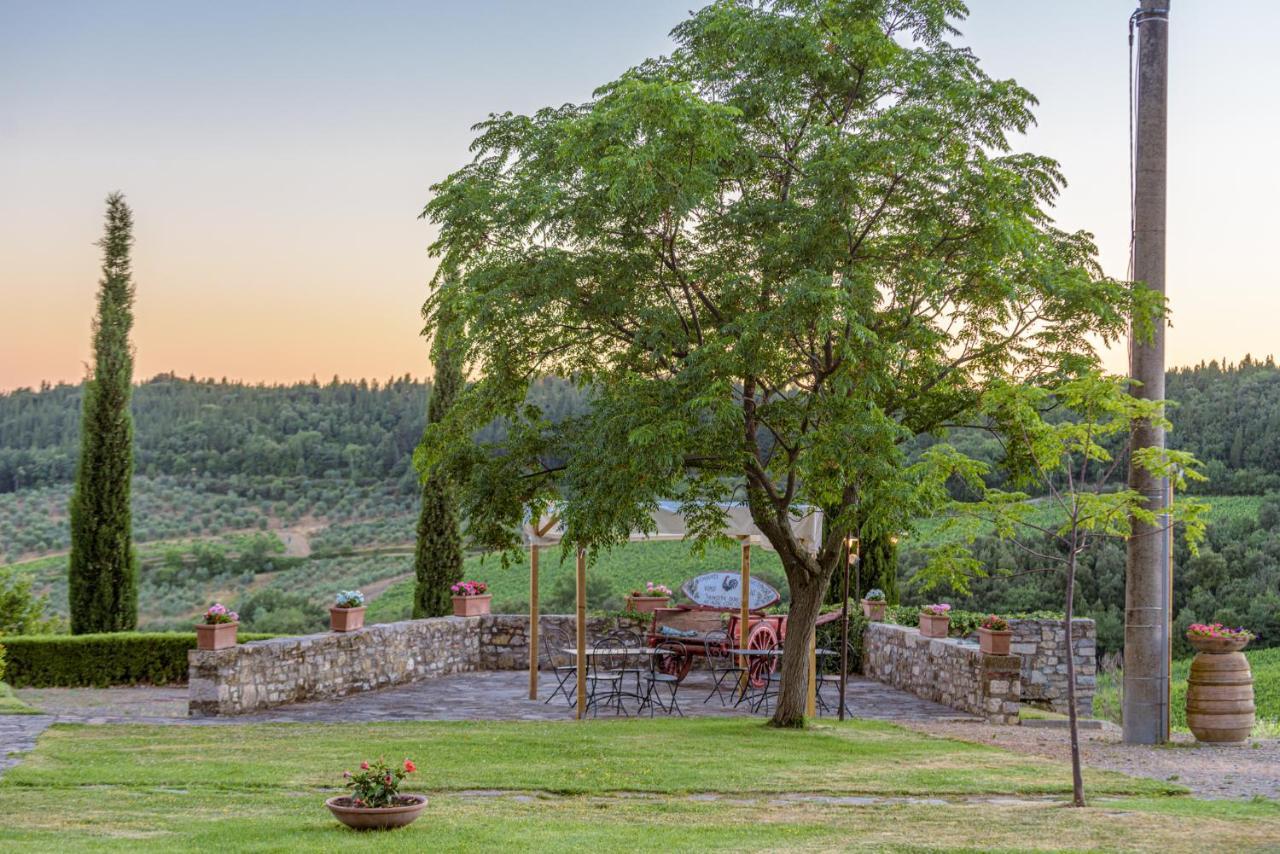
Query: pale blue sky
[[2, 1, 1275, 389]]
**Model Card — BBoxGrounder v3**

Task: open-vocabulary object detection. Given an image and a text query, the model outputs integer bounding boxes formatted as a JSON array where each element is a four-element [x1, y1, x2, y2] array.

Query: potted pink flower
[[977, 614, 1012, 654], [195, 603, 239, 650], [450, 580, 491, 617], [326, 757, 426, 830], [627, 582, 674, 613], [918, 603, 951, 638], [1185, 622, 1254, 655], [330, 590, 367, 632]]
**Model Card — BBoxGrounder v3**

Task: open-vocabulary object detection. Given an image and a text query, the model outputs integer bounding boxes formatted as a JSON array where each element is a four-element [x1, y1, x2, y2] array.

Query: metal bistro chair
[[701, 629, 744, 706], [608, 628, 647, 698], [584, 639, 628, 717], [816, 641, 855, 718], [541, 625, 578, 707], [641, 641, 688, 717]]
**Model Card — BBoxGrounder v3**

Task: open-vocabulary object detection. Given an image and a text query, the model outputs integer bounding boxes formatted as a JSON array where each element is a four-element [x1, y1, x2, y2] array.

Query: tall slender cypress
[[412, 315, 464, 618], [68, 193, 139, 633]]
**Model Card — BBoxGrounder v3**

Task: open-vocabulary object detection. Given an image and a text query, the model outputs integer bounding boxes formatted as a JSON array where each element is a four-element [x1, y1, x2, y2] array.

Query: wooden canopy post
[[806, 625, 817, 718], [575, 546, 587, 721], [738, 541, 751, 693], [528, 544, 540, 700]]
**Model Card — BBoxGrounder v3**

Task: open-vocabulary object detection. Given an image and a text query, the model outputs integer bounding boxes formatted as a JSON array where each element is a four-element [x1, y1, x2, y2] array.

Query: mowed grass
[[0, 681, 38, 714], [6, 719, 1280, 853]]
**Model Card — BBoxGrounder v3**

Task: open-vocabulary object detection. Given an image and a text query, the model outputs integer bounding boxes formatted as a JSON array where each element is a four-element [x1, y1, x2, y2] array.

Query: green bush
[[0, 631, 279, 688], [884, 606, 1063, 637]]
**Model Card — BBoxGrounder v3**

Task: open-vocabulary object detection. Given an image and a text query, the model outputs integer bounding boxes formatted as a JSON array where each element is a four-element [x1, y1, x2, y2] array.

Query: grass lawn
[[2, 718, 1278, 852], [0, 681, 39, 714]]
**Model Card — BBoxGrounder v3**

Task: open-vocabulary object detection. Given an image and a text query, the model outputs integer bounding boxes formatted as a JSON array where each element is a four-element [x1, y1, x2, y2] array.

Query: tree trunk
[[1065, 546, 1086, 807], [770, 569, 829, 728]]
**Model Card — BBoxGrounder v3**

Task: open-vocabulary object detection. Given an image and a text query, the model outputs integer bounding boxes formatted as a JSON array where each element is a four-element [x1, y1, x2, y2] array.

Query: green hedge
[[884, 606, 1064, 636], [0, 632, 279, 688]]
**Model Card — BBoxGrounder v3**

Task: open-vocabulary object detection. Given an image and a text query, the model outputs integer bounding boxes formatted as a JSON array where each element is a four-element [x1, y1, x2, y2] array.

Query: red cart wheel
[[745, 622, 779, 688], [654, 646, 693, 680]]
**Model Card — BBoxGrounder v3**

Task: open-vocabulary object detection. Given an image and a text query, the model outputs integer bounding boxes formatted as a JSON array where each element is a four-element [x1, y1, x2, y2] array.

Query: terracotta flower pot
[[978, 627, 1012, 655], [626, 595, 670, 614], [195, 621, 239, 650], [325, 794, 428, 830], [452, 594, 491, 617], [1187, 634, 1250, 655], [861, 599, 887, 621], [330, 606, 367, 632], [918, 614, 950, 639]]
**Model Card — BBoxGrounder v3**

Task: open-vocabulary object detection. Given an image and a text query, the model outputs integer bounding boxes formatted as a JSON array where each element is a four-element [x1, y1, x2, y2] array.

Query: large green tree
[[412, 314, 465, 617], [420, 0, 1152, 725], [69, 192, 139, 633]]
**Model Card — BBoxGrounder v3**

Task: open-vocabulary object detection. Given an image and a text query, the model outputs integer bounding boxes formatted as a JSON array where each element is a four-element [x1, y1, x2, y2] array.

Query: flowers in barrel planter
[[627, 582, 674, 613], [326, 757, 427, 830], [195, 603, 239, 650], [918, 603, 951, 638], [977, 614, 1012, 654], [1186, 623, 1254, 654], [860, 588, 887, 621], [331, 590, 367, 633], [450, 580, 491, 617]]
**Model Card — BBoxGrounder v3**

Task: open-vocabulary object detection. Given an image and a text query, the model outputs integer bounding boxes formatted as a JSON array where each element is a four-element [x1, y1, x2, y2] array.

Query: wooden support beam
[[528, 544, 539, 700], [806, 625, 817, 719]]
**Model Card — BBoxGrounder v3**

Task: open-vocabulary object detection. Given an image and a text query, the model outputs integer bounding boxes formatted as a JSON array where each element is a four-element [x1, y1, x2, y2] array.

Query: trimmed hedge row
[[0, 632, 279, 688]]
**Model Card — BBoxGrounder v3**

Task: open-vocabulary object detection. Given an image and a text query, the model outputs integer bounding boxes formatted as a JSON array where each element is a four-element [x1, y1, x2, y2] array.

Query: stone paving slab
[[2, 672, 975, 777]]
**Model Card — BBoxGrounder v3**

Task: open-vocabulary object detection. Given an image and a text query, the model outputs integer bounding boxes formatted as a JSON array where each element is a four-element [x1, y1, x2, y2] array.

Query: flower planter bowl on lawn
[[195, 621, 239, 650], [626, 595, 670, 614], [325, 795, 428, 830], [452, 594, 491, 617], [918, 614, 950, 639], [861, 599, 887, 621], [978, 626, 1012, 655], [330, 606, 367, 633]]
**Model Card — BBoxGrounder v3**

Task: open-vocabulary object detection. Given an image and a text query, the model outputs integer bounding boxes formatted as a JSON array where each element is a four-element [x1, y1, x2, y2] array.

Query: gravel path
[[901, 718, 1280, 800]]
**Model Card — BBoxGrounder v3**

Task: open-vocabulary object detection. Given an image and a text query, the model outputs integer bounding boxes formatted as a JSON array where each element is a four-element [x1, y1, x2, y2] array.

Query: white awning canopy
[[523, 500, 823, 555]]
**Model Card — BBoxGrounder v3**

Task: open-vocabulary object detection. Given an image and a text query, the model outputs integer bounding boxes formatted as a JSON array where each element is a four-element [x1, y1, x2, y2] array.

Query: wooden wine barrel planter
[[1186, 650, 1255, 743]]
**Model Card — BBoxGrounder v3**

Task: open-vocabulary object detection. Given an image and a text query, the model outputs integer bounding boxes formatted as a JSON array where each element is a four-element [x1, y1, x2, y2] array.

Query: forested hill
[[1, 358, 1277, 494], [0, 373, 586, 492]]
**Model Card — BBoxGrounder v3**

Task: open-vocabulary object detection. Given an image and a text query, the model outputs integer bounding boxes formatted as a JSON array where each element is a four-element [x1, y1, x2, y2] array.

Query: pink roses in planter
[[918, 603, 951, 638], [450, 580, 491, 617]]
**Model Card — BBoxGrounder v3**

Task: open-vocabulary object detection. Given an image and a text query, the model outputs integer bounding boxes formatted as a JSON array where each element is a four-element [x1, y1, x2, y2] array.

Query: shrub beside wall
[[1, 632, 278, 688]]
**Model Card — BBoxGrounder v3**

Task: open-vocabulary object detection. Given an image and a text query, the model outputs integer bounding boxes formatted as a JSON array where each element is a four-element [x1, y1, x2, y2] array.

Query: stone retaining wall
[[189, 613, 648, 716], [1007, 618, 1095, 716], [861, 623, 1022, 724]]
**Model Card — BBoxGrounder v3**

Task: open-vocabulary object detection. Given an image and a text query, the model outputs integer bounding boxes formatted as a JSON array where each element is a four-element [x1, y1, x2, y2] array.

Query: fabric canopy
[[523, 500, 823, 555]]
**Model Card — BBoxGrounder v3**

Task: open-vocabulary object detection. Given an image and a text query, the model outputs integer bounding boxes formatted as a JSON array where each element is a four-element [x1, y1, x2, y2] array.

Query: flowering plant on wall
[[863, 588, 886, 602], [450, 580, 488, 597], [202, 603, 238, 625], [335, 590, 365, 609], [632, 582, 673, 598], [980, 614, 1009, 632], [921, 603, 951, 617]]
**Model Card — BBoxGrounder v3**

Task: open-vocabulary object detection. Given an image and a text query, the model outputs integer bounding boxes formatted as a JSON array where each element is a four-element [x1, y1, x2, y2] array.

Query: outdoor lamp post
[[838, 535, 858, 721]]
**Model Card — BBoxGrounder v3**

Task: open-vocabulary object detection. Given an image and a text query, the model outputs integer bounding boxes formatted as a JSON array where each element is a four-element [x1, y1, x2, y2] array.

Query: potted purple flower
[[977, 614, 1012, 654], [918, 603, 951, 638], [326, 757, 426, 830], [331, 590, 367, 632], [626, 582, 674, 613], [450, 580, 491, 617], [195, 603, 239, 650]]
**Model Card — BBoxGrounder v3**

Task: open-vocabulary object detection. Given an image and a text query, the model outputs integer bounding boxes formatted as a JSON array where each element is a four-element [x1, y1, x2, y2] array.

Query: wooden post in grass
[[575, 546, 587, 720], [738, 541, 751, 694], [528, 544, 539, 700]]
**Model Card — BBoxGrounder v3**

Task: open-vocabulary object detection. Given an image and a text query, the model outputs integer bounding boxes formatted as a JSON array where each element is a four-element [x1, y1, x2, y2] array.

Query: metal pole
[[738, 542, 751, 695], [838, 537, 853, 721], [1124, 0, 1171, 745], [528, 544, 539, 700], [575, 547, 587, 721]]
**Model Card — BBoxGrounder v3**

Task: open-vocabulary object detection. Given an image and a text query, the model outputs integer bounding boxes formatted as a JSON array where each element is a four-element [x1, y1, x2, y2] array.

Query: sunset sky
[[2, 1, 1275, 392]]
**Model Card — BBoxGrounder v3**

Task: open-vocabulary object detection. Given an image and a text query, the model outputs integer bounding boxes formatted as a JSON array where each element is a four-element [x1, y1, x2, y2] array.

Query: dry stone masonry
[[1007, 618, 1096, 716], [861, 623, 1022, 724]]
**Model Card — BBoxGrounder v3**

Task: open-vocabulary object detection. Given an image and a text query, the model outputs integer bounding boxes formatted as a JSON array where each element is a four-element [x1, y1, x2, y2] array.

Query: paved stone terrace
[[2, 671, 973, 776]]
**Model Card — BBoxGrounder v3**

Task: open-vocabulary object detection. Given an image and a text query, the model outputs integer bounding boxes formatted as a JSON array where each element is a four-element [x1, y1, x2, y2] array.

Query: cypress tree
[[68, 193, 139, 633], [412, 315, 464, 618]]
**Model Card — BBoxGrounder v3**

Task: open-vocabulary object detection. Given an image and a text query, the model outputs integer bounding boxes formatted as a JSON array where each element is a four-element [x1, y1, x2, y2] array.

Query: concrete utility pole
[[1124, 0, 1171, 745]]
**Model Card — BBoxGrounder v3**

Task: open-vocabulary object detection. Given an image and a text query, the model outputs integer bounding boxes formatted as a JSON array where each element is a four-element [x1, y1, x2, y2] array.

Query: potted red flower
[[450, 580, 491, 617], [860, 588, 887, 621], [918, 603, 951, 639], [195, 603, 239, 650], [626, 582, 673, 613], [977, 614, 1012, 655], [326, 757, 426, 830], [331, 590, 367, 632]]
